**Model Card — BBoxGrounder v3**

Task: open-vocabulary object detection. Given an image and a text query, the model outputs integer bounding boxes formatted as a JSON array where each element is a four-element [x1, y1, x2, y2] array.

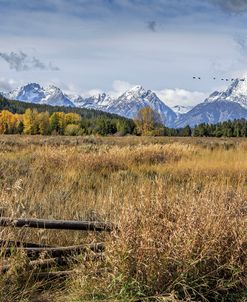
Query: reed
[[0, 135, 246, 301]]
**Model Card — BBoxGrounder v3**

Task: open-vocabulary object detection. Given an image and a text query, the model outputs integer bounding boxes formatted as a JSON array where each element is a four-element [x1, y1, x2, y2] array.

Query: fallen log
[[2, 242, 105, 258], [0, 217, 113, 232], [0, 240, 53, 248]]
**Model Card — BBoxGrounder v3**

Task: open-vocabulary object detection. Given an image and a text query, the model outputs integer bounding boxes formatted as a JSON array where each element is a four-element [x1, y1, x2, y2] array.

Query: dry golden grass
[[0, 135, 247, 301]]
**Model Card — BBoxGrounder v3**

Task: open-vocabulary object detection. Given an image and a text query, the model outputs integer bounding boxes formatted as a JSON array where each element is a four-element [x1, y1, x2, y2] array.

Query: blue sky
[[1, 0, 247, 106]]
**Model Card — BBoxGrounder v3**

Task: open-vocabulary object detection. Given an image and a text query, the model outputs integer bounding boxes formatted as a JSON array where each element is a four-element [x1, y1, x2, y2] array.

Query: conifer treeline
[[164, 120, 247, 137], [192, 120, 247, 137]]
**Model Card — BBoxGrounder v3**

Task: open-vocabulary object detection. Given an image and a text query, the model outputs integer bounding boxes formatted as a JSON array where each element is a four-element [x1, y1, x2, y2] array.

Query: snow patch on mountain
[[70, 93, 114, 110], [172, 105, 193, 115]]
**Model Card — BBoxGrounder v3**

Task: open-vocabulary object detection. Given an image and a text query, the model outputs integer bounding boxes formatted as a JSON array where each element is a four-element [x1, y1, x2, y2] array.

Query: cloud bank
[[155, 88, 208, 107], [0, 78, 17, 92], [0, 51, 59, 72], [209, 0, 247, 13]]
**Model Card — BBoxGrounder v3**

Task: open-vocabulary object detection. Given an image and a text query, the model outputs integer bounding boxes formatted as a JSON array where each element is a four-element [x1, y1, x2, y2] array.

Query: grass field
[[0, 135, 247, 302]]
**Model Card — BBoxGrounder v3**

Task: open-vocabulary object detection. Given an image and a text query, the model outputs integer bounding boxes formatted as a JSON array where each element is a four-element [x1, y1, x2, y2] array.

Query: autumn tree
[[49, 112, 66, 134], [64, 124, 81, 136], [65, 113, 81, 125], [0, 110, 12, 134], [0, 111, 23, 134], [23, 109, 39, 134], [8, 113, 23, 134], [38, 112, 50, 135], [134, 106, 164, 136], [15, 114, 24, 134]]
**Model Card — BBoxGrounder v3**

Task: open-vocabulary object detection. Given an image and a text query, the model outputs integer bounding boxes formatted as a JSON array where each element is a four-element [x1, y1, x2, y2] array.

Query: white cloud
[[46, 79, 79, 95], [82, 89, 104, 97], [0, 77, 17, 92], [110, 80, 136, 97], [0, 51, 59, 72], [79, 80, 136, 98], [155, 88, 208, 107]]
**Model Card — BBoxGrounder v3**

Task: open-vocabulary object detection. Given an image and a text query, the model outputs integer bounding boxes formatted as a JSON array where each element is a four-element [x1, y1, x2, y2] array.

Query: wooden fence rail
[[2, 243, 105, 258], [0, 217, 113, 232], [0, 216, 111, 279]]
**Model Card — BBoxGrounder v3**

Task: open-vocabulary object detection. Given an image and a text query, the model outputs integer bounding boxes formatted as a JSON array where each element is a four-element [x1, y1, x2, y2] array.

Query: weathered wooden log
[[0, 240, 53, 248], [0, 217, 113, 232], [2, 242, 105, 258]]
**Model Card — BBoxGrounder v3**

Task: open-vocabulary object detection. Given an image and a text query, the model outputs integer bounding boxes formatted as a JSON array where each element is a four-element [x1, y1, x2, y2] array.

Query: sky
[[1, 0, 247, 107]]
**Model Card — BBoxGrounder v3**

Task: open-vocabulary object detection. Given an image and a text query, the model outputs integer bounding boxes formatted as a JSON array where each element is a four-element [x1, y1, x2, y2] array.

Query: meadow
[[0, 135, 247, 302]]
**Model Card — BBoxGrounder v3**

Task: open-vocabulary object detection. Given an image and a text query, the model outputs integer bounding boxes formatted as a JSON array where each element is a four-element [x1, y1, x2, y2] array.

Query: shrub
[[64, 124, 81, 136]]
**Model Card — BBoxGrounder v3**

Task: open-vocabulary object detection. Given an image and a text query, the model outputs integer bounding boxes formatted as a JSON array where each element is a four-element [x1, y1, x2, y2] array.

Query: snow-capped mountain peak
[[108, 86, 176, 126], [121, 85, 148, 101], [226, 79, 247, 101], [129, 85, 144, 92], [47, 84, 61, 92], [204, 79, 247, 109], [5, 83, 45, 104], [5, 83, 75, 107], [41, 85, 74, 107]]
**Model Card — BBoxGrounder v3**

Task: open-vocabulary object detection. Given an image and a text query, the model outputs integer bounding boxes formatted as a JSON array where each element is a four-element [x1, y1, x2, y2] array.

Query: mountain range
[[2, 79, 247, 128]]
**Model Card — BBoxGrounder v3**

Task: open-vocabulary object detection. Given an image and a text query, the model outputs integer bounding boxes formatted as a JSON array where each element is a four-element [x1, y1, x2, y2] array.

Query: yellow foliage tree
[[0, 111, 23, 134], [23, 109, 39, 134], [134, 106, 164, 136], [0, 110, 12, 134], [38, 112, 50, 135], [65, 113, 81, 125]]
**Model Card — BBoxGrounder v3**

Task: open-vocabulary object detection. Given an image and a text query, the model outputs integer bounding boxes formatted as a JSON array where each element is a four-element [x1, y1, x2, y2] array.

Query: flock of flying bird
[[193, 77, 245, 82]]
